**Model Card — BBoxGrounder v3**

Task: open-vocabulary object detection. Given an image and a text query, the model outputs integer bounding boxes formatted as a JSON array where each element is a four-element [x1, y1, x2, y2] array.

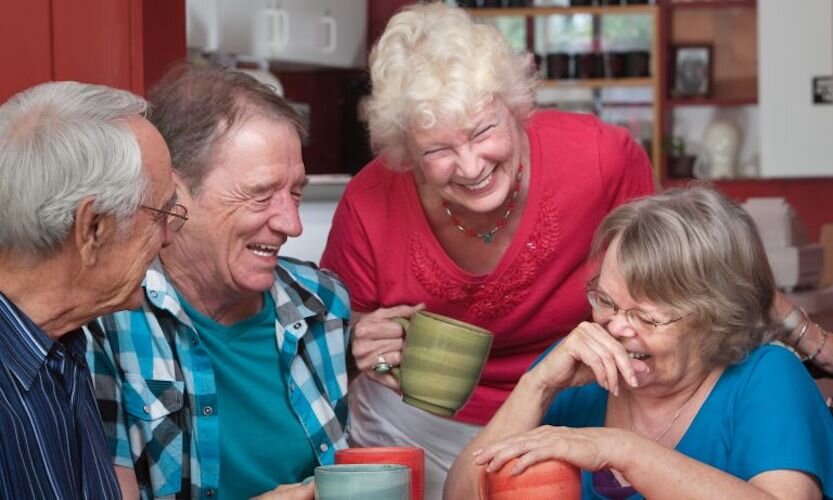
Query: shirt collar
[[141, 257, 335, 326], [0, 292, 54, 390]]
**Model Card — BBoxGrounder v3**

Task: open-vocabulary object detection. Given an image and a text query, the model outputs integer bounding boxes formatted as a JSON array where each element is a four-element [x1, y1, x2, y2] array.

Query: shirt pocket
[[123, 373, 185, 498]]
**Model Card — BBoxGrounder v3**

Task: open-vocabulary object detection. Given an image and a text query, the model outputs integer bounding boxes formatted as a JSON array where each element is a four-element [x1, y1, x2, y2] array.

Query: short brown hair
[[591, 186, 780, 370], [147, 64, 305, 193]]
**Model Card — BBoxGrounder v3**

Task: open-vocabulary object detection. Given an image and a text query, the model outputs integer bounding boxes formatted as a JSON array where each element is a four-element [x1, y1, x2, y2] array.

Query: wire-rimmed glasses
[[585, 278, 684, 331], [140, 203, 189, 232]]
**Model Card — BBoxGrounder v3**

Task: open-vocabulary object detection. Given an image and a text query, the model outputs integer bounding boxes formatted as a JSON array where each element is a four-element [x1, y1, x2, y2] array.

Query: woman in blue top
[[446, 186, 833, 499]]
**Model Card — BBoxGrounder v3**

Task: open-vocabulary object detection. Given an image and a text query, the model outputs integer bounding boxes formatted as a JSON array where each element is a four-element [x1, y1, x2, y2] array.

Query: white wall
[[281, 181, 346, 264], [759, 0, 833, 177]]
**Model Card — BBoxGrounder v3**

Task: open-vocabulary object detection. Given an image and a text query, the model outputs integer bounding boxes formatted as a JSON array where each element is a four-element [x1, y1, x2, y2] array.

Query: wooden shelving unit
[[658, 0, 758, 181], [467, 4, 663, 177], [666, 96, 757, 106], [540, 77, 654, 89]]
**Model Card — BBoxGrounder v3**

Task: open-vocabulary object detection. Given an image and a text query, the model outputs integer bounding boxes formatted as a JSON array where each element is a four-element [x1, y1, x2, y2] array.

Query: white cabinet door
[[187, 0, 367, 69], [758, 0, 833, 177]]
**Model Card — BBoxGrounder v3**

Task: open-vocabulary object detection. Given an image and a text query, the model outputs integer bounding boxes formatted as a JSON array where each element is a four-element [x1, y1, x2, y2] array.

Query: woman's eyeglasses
[[140, 203, 189, 232], [585, 279, 684, 331]]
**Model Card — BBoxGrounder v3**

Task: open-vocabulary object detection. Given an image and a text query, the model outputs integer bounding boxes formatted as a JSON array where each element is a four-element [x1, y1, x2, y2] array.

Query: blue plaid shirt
[[85, 257, 350, 499]]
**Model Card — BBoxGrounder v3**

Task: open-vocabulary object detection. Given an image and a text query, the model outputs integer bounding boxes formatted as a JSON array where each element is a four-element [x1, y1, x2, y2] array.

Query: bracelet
[[780, 307, 805, 332], [792, 319, 810, 348], [807, 327, 829, 362]]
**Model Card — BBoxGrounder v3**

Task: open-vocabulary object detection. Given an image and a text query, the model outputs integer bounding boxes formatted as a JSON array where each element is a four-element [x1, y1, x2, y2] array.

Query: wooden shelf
[[465, 5, 657, 17], [666, 96, 757, 106], [540, 77, 654, 89], [666, 0, 756, 10]]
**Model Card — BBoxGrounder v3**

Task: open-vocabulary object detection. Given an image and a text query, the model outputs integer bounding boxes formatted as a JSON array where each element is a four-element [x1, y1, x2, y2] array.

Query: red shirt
[[321, 110, 655, 424]]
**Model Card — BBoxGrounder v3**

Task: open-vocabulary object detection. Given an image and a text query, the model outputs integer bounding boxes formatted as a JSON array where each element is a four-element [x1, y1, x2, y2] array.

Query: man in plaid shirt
[[85, 66, 350, 500]]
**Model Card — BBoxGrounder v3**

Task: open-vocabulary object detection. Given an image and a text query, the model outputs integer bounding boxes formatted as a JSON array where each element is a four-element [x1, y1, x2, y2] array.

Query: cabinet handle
[[320, 15, 337, 54], [264, 8, 289, 51]]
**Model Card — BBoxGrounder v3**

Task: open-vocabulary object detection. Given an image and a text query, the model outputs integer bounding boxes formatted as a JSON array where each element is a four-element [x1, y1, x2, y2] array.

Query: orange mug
[[478, 458, 581, 500], [335, 447, 425, 500]]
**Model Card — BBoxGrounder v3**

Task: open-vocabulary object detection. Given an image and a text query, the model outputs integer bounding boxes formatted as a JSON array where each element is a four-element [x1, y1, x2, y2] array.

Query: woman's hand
[[473, 425, 632, 476], [528, 321, 648, 396], [250, 481, 314, 500], [351, 303, 425, 391]]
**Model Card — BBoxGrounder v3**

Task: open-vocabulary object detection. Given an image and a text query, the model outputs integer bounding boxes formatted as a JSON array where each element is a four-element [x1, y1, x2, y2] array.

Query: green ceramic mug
[[393, 311, 493, 417]]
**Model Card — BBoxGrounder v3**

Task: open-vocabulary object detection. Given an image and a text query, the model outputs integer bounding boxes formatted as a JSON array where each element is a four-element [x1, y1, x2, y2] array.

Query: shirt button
[[191, 337, 198, 345], [143, 405, 151, 414], [293, 322, 303, 329], [203, 406, 214, 416], [149, 290, 158, 298], [320, 443, 329, 452], [205, 488, 215, 497]]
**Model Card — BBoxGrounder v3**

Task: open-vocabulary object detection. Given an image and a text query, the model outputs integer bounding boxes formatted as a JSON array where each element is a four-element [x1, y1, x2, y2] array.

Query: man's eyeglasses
[[140, 203, 189, 232], [585, 278, 684, 331]]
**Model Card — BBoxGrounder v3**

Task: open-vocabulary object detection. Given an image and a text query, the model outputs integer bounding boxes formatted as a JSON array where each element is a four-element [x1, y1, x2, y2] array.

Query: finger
[[365, 371, 401, 392], [355, 340, 405, 371], [584, 334, 622, 396], [368, 303, 425, 321], [586, 322, 642, 388], [353, 317, 407, 342]]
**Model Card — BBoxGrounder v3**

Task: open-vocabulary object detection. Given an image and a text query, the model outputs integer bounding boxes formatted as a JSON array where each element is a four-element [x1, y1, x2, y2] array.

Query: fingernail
[[472, 449, 482, 456], [630, 376, 639, 387]]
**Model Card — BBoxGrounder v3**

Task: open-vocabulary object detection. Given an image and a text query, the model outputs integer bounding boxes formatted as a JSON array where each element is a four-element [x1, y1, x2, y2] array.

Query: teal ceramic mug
[[393, 311, 493, 417], [314, 464, 410, 500]]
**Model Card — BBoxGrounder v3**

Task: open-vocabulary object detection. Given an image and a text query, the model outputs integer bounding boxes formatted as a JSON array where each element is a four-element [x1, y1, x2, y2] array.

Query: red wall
[[666, 178, 833, 241], [713, 179, 833, 242]]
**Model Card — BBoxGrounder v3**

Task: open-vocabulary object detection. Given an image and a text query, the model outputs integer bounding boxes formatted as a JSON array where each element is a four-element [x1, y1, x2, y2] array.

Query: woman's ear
[[73, 197, 117, 266]]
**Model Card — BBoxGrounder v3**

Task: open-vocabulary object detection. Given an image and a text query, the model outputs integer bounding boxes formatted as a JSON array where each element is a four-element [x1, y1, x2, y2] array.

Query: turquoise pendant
[[482, 233, 494, 244]]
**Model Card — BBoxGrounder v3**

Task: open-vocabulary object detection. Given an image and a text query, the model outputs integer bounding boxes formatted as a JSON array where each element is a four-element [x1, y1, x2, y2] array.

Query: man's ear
[[74, 197, 117, 266], [173, 171, 193, 202]]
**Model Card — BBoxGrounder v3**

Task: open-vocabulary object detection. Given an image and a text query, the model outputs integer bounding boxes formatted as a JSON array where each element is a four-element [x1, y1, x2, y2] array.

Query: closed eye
[[423, 146, 448, 157], [473, 124, 496, 140]]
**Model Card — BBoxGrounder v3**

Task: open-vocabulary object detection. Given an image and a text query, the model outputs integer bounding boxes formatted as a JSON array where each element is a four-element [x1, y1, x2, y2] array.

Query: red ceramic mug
[[335, 447, 425, 500], [478, 458, 581, 500]]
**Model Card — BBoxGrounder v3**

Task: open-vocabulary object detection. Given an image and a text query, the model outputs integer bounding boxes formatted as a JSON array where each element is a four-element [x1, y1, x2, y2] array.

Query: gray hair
[[0, 81, 148, 259], [147, 64, 305, 194], [591, 186, 781, 370], [365, 2, 538, 169]]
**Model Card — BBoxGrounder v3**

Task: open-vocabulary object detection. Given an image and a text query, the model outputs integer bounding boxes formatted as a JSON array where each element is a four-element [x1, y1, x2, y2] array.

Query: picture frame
[[671, 45, 713, 98]]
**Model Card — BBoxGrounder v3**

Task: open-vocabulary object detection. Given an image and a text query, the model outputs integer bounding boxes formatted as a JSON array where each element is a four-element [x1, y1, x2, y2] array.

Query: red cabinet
[[0, 0, 185, 103]]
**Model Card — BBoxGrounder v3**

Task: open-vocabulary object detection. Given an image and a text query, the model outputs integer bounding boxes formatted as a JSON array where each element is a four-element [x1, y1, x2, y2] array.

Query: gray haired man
[[0, 81, 182, 499]]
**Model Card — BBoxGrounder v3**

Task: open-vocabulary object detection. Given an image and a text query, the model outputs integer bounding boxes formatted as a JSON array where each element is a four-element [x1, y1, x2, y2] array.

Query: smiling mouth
[[463, 170, 495, 191], [628, 351, 651, 361], [247, 243, 280, 257]]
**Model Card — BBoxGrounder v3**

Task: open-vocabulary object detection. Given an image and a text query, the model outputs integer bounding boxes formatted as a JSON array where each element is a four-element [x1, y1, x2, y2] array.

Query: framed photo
[[671, 45, 712, 98]]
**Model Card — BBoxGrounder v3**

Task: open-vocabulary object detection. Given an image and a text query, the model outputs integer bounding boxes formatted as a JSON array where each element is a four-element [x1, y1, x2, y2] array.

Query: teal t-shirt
[[180, 291, 317, 499], [542, 344, 833, 499]]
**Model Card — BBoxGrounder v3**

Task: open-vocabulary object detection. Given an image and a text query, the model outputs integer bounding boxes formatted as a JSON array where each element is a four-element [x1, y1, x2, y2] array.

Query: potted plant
[[665, 136, 695, 178]]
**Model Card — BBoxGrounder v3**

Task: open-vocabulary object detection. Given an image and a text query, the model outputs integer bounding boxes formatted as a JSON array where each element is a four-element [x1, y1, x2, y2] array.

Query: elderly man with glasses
[[0, 81, 178, 498], [85, 65, 350, 500]]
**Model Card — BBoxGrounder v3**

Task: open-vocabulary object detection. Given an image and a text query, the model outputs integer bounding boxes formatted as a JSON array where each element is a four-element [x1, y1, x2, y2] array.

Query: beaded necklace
[[441, 164, 524, 244]]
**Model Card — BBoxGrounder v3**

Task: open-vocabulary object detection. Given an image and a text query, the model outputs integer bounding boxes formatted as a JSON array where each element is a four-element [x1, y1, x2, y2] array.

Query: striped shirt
[[85, 257, 350, 499], [0, 292, 121, 500]]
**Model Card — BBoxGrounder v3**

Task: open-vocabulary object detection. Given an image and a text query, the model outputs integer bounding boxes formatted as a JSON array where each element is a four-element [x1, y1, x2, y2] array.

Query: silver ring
[[372, 354, 391, 373]]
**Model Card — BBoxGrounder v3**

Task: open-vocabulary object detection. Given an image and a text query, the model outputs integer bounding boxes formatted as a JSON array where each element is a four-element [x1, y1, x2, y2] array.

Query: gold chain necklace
[[442, 164, 524, 244], [625, 374, 711, 443]]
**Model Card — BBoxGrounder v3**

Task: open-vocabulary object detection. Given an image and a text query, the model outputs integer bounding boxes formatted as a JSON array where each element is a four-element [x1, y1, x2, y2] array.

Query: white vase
[[693, 120, 742, 180]]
